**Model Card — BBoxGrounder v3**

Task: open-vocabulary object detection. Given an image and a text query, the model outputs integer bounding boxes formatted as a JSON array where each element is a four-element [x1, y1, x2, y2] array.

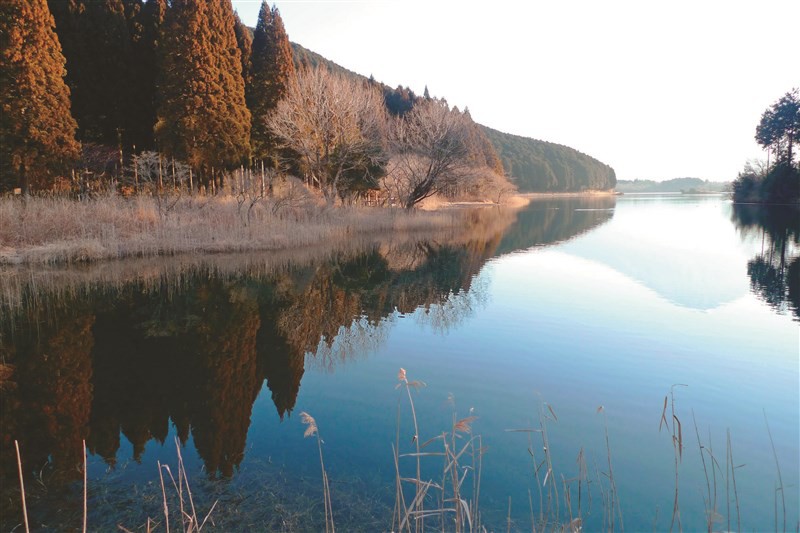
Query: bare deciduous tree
[[385, 99, 471, 209], [266, 67, 387, 204]]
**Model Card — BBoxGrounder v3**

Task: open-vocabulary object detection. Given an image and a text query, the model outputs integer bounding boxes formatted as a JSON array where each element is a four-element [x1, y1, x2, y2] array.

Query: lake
[[1, 194, 798, 531]]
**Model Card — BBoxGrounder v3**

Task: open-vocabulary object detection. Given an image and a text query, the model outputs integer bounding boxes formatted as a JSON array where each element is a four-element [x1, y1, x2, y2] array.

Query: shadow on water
[[0, 199, 615, 530], [731, 203, 800, 320]]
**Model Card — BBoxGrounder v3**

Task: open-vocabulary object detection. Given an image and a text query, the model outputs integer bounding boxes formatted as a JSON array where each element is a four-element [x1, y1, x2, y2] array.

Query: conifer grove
[[0, 0, 607, 199]]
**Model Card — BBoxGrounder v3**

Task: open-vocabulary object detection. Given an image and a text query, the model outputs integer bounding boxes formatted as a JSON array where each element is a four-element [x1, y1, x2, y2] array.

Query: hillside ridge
[[287, 41, 617, 192]]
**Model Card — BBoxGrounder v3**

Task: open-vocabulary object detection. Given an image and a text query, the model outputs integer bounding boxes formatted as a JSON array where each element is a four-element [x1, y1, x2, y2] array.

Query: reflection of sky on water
[[316, 195, 799, 529], [2, 195, 797, 531], [558, 197, 762, 311]]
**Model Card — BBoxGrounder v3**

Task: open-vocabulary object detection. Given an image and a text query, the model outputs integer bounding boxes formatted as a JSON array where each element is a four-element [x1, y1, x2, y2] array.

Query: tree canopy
[[0, 0, 80, 193], [756, 88, 800, 165], [247, 3, 296, 163], [267, 67, 387, 204], [155, 0, 250, 181]]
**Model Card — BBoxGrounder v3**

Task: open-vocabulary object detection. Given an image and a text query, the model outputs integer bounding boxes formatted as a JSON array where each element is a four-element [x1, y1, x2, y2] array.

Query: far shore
[[517, 189, 617, 198]]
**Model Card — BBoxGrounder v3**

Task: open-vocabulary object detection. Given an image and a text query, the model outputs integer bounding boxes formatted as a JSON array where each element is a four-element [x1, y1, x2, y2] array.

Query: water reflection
[[0, 199, 615, 528], [731, 203, 800, 320]]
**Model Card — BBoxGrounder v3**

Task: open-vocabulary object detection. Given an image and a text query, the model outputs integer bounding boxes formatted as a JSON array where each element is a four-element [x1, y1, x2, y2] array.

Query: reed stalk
[[300, 411, 334, 533], [82, 439, 87, 533], [14, 440, 30, 533], [764, 411, 786, 533]]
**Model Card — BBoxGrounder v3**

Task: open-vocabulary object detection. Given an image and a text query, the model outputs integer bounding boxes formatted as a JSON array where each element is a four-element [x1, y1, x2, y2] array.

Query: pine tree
[[247, 3, 296, 163], [0, 0, 80, 193], [155, 0, 250, 184]]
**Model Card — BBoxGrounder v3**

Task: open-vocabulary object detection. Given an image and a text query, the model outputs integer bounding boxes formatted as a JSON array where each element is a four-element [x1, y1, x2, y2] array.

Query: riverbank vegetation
[[0, 0, 614, 213], [733, 89, 800, 203], [0, 0, 511, 208], [0, 188, 467, 265]]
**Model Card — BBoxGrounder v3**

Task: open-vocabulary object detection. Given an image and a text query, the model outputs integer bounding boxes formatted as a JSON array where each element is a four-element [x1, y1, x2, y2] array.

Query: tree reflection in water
[[0, 199, 616, 529], [731, 203, 800, 320]]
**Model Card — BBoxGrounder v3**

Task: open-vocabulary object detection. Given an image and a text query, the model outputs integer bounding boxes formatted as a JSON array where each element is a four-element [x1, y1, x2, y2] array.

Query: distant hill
[[287, 42, 617, 193], [482, 126, 616, 192], [616, 178, 730, 193], [290, 42, 361, 80]]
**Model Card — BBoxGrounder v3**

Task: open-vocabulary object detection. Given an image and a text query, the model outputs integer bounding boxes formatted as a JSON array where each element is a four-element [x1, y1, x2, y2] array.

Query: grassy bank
[[0, 192, 466, 265]]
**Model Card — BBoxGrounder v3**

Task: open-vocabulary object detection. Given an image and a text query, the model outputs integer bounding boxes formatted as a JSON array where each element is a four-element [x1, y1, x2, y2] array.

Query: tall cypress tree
[[156, 0, 250, 184], [48, 0, 132, 147], [247, 3, 296, 162], [0, 0, 80, 193], [124, 0, 164, 151], [233, 11, 252, 89]]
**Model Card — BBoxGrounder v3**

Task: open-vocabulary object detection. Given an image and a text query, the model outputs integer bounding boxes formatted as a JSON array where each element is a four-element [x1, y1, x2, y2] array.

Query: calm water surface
[[1, 195, 798, 531]]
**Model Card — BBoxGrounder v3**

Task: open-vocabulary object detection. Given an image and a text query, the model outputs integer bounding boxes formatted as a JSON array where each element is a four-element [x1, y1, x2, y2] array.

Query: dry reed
[[0, 192, 460, 265], [660, 384, 687, 532], [14, 440, 29, 533], [764, 410, 787, 533], [393, 368, 484, 533], [300, 411, 335, 533]]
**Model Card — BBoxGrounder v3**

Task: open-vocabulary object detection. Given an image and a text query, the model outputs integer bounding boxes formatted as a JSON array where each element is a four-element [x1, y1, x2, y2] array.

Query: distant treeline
[[616, 178, 729, 193]]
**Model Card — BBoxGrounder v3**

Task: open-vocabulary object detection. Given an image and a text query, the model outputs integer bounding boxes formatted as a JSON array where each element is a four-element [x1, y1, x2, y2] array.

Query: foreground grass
[[6, 371, 797, 532], [0, 191, 460, 265]]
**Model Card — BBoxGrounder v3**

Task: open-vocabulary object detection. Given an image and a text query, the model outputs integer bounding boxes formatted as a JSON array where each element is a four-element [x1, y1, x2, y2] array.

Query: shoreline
[[0, 190, 624, 267], [517, 189, 616, 198], [0, 193, 527, 267]]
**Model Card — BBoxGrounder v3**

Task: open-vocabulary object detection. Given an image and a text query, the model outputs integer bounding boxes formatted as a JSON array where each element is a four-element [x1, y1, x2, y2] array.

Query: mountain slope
[[482, 126, 616, 192], [289, 42, 616, 193]]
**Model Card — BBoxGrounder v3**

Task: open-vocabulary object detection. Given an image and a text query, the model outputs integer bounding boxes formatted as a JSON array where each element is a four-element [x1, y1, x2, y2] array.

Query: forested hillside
[[1, 0, 615, 197], [288, 45, 617, 193], [482, 126, 616, 192]]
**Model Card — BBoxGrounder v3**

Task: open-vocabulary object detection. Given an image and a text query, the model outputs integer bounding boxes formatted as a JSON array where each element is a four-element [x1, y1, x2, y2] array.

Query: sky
[[231, 0, 800, 182]]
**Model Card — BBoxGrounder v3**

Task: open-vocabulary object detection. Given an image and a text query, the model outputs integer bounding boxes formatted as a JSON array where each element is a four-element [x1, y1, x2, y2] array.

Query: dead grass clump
[[393, 368, 484, 533], [0, 193, 467, 265]]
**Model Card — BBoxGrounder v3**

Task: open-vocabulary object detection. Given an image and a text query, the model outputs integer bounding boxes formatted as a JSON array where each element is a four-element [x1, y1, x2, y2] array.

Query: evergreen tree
[[155, 0, 250, 184], [125, 0, 165, 150], [247, 3, 296, 163], [48, 0, 133, 147], [233, 11, 252, 88], [0, 0, 80, 193]]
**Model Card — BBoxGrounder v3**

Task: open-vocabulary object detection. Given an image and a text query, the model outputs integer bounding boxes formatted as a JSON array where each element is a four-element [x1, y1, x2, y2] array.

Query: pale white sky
[[232, 0, 800, 182]]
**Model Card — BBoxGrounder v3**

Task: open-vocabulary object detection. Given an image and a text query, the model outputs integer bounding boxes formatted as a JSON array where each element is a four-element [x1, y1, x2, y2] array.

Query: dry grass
[[392, 368, 484, 533], [0, 190, 460, 265], [300, 411, 334, 533]]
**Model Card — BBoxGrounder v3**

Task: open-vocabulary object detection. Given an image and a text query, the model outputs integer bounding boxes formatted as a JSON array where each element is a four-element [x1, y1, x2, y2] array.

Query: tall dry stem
[[301, 411, 334, 533], [764, 410, 786, 533], [82, 439, 88, 533], [397, 367, 425, 531], [598, 405, 623, 532], [660, 384, 687, 533], [14, 440, 30, 533], [726, 429, 741, 533]]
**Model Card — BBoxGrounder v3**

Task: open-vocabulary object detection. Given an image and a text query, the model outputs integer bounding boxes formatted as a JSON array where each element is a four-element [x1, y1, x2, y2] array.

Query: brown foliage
[[0, 0, 80, 192], [247, 3, 297, 162], [155, 0, 250, 180]]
